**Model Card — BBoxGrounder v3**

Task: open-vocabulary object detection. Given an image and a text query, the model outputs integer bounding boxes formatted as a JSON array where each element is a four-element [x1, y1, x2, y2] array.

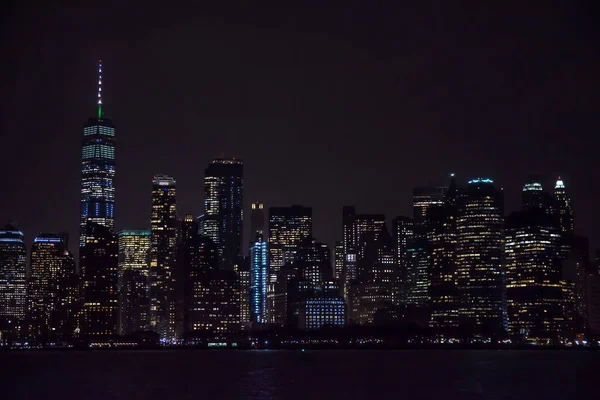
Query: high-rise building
[[203, 159, 243, 271], [297, 239, 332, 286], [268, 205, 312, 280], [427, 177, 460, 331], [456, 178, 505, 336], [80, 222, 118, 336], [505, 208, 563, 343], [28, 233, 78, 340], [187, 236, 219, 333], [250, 238, 268, 323], [522, 178, 555, 214], [234, 256, 251, 328], [117, 230, 150, 335], [149, 175, 177, 340], [250, 202, 265, 242], [413, 185, 447, 226], [0, 225, 27, 321], [405, 237, 429, 307], [334, 241, 344, 282], [178, 214, 199, 337], [554, 177, 574, 235], [392, 216, 414, 277], [80, 60, 116, 247]]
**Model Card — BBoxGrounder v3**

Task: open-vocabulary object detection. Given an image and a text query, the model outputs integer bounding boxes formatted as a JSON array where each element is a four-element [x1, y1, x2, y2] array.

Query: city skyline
[[1, 4, 598, 256]]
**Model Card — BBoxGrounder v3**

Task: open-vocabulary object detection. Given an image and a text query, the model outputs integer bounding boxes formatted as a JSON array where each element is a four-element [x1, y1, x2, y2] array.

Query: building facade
[[80, 60, 115, 247], [149, 175, 177, 340], [268, 205, 312, 280], [456, 178, 506, 336], [80, 222, 119, 336], [250, 238, 269, 323], [0, 225, 27, 321], [117, 230, 150, 335], [203, 159, 243, 271]]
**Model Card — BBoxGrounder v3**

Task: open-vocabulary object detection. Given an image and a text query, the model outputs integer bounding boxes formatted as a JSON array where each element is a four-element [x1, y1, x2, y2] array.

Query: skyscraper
[[554, 177, 574, 235], [28, 233, 78, 340], [505, 208, 563, 342], [427, 176, 460, 331], [117, 230, 150, 335], [0, 225, 27, 321], [334, 241, 344, 282], [268, 205, 312, 279], [456, 178, 505, 336], [392, 216, 414, 303], [250, 202, 265, 242], [149, 175, 177, 340], [250, 237, 268, 323], [80, 60, 116, 247], [203, 159, 243, 271], [80, 222, 118, 336], [413, 185, 447, 226], [234, 257, 251, 328]]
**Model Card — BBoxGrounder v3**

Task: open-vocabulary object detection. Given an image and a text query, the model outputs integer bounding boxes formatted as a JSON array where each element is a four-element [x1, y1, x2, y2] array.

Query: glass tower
[[456, 178, 505, 336], [203, 159, 243, 271], [250, 238, 268, 323], [149, 175, 177, 340], [80, 60, 116, 248], [117, 230, 151, 335], [0, 225, 27, 320], [554, 177, 574, 235]]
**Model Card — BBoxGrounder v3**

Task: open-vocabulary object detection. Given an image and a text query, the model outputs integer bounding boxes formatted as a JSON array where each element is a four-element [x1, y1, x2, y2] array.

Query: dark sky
[[1, 2, 598, 256]]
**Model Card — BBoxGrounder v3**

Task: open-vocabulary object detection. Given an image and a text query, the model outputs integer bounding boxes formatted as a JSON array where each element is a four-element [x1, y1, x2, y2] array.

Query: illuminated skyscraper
[[334, 241, 344, 282], [117, 230, 150, 335], [505, 209, 563, 342], [413, 185, 447, 226], [297, 238, 332, 286], [149, 175, 177, 339], [392, 216, 413, 303], [234, 257, 251, 328], [554, 177, 574, 235], [80, 60, 116, 247], [28, 233, 78, 339], [189, 270, 240, 335], [80, 222, 118, 336], [456, 178, 505, 336], [250, 202, 265, 242], [203, 159, 243, 271], [0, 225, 27, 321], [428, 176, 459, 331], [250, 237, 268, 323], [268, 205, 312, 279]]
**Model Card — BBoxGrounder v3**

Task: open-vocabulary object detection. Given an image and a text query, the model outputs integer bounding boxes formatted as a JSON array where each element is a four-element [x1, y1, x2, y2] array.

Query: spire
[[555, 176, 565, 189], [97, 60, 103, 119]]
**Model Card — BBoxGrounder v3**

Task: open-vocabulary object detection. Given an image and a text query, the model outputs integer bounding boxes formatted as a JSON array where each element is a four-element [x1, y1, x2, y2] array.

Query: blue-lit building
[[0, 225, 27, 320], [250, 237, 268, 323], [80, 60, 116, 247], [297, 282, 346, 330]]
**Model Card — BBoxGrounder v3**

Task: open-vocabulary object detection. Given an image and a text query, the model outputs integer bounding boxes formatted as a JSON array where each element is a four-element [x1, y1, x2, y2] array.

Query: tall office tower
[[80, 60, 116, 248], [149, 175, 177, 340], [80, 222, 118, 336], [560, 235, 590, 337], [250, 237, 268, 323], [250, 202, 265, 242], [117, 230, 150, 335], [334, 241, 344, 282], [587, 275, 600, 338], [505, 209, 563, 342], [413, 185, 447, 227], [28, 234, 78, 339], [355, 214, 386, 265], [203, 159, 243, 271], [268, 205, 312, 280], [522, 178, 555, 214], [554, 177, 574, 235], [405, 237, 430, 307], [456, 178, 505, 336], [187, 237, 219, 332], [189, 270, 240, 336], [342, 207, 358, 300], [0, 225, 27, 321], [296, 239, 332, 286], [428, 183, 460, 331], [349, 230, 398, 325], [178, 214, 199, 337], [234, 256, 251, 328], [392, 216, 414, 302]]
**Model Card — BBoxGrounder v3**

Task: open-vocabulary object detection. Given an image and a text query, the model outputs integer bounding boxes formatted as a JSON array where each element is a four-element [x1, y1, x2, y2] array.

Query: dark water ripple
[[2, 350, 595, 399]]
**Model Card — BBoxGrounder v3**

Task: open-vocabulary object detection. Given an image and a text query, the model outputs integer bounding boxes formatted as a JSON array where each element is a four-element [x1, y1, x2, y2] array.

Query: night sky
[[1, 3, 598, 257]]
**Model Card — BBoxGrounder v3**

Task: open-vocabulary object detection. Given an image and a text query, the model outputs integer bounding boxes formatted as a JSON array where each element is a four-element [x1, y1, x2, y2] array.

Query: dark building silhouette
[[28, 233, 78, 340], [80, 222, 118, 337], [250, 202, 265, 242], [202, 159, 243, 271], [79, 60, 115, 248], [456, 178, 505, 337], [149, 175, 177, 340]]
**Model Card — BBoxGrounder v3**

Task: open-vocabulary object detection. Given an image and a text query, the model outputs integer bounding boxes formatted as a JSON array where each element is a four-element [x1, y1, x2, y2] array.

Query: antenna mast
[[97, 60, 103, 119]]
